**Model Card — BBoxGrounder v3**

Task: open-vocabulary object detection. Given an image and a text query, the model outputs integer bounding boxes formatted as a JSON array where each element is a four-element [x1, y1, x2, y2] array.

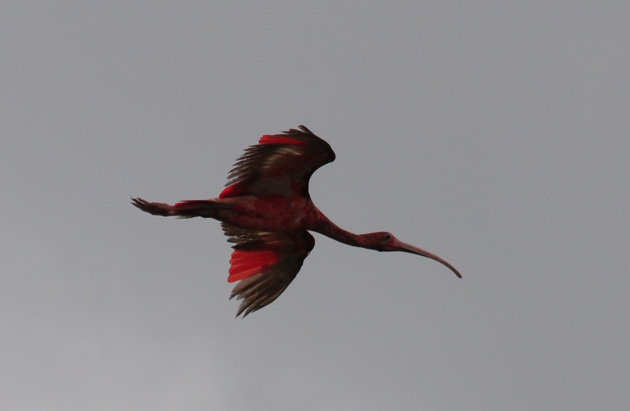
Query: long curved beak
[[393, 239, 462, 278]]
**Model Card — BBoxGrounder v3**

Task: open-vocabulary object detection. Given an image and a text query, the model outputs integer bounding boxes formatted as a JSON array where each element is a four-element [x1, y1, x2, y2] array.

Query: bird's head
[[362, 231, 462, 278]]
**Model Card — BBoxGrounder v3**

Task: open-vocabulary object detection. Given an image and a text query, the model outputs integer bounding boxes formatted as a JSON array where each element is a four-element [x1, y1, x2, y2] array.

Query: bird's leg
[[131, 197, 230, 219], [131, 198, 175, 216]]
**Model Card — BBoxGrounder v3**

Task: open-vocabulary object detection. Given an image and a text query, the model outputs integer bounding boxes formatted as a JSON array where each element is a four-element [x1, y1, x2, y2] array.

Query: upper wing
[[219, 125, 336, 199], [222, 223, 315, 317]]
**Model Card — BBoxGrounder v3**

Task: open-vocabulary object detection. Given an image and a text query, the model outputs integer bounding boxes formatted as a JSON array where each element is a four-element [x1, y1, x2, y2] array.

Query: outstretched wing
[[222, 223, 315, 317], [219, 125, 336, 199]]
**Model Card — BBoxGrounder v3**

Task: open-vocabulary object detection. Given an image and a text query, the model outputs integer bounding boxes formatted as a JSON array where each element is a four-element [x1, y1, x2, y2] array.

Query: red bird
[[132, 126, 461, 317]]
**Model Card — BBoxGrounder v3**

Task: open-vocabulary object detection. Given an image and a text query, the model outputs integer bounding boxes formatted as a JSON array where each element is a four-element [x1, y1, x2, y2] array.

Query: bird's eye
[[383, 234, 391, 241]]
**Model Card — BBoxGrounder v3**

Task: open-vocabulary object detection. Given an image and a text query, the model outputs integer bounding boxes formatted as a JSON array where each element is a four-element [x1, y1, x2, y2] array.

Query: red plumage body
[[132, 125, 460, 317]]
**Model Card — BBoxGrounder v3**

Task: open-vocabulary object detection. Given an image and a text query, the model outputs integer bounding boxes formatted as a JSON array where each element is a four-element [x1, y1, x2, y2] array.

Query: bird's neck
[[310, 208, 367, 248]]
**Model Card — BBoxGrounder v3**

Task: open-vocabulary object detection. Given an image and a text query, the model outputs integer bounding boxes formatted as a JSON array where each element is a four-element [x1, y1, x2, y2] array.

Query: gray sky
[[3, 1, 629, 410]]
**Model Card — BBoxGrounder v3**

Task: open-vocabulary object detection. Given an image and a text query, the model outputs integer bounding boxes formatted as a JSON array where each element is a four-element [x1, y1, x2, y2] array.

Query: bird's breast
[[225, 195, 313, 232]]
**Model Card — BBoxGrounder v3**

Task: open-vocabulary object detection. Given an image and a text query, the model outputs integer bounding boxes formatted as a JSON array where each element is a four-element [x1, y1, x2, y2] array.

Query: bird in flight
[[132, 125, 461, 317]]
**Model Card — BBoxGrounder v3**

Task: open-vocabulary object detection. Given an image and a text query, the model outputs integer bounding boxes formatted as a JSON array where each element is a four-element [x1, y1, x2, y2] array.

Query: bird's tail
[[131, 197, 230, 219]]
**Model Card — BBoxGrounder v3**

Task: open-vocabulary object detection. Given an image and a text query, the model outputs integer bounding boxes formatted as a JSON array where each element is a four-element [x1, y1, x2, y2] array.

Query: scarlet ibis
[[132, 125, 461, 317]]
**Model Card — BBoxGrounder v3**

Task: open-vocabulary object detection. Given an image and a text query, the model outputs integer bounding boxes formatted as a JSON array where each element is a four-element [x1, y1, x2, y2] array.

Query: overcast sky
[[3, 2, 629, 410]]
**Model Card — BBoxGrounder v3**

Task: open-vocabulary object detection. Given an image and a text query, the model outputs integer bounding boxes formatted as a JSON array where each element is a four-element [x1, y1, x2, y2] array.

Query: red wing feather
[[228, 249, 279, 282], [220, 125, 335, 198], [218, 183, 245, 199], [222, 223, 315, 317], [258, 135, 305, 146]]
